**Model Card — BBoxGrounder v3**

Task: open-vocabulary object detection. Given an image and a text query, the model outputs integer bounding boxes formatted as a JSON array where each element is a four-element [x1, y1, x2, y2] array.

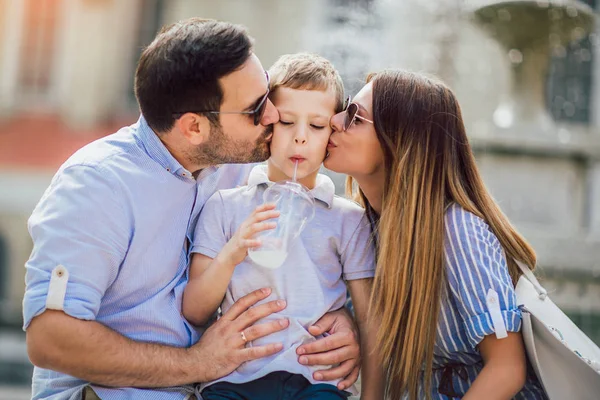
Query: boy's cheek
[[269, 130, 285, 149], [271, 124, 283, 136]]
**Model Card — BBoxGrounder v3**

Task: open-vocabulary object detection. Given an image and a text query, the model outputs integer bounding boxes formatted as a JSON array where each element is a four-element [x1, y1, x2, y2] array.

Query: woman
[[324, 70, 547, 399]]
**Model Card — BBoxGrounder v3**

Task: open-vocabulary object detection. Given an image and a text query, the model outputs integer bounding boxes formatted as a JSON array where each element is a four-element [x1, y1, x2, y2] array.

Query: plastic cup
[[247, 180, 315, 269]]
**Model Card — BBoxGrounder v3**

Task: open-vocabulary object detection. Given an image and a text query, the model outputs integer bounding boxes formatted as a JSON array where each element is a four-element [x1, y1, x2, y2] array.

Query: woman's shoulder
[[445, 203, 490, 233], [443, 203, 502, 254]]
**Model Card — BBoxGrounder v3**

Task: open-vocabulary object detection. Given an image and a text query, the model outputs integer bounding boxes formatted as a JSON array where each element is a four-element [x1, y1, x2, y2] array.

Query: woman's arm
[[443, 207, 527, 399], [463, 332, 527, 400], [347, 278, 385, 400], [183, 203, 279, 326]]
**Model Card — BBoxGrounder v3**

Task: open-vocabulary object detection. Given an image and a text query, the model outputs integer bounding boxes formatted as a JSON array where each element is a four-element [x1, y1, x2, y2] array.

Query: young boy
[[183, 53, 383, 400]]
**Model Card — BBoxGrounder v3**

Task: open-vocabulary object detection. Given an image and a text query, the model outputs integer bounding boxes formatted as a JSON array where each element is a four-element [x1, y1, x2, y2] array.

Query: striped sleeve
[[443, 205, 522, 349]]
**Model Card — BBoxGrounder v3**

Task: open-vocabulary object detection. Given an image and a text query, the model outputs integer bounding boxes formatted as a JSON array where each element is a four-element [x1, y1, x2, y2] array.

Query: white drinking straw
[[292, 160, 298, 181], [281, 160, 299, 253]]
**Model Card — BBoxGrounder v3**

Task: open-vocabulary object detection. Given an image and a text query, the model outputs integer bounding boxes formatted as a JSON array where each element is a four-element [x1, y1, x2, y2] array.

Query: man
[[24, 18, 360, 399]]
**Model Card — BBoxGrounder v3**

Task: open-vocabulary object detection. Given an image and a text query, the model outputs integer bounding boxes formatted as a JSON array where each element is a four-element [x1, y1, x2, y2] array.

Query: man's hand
[[296, 308, 360, 391], [189, 287, 289, 382]]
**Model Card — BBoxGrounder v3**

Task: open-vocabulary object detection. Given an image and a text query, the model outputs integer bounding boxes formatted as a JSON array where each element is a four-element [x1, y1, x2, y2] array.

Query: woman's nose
[[330, 112, 344, 132]]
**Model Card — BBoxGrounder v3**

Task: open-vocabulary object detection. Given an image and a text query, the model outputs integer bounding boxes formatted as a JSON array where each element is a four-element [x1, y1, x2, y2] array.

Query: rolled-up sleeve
[[23, 164, 131, 329], [444, 206, 521, 349]]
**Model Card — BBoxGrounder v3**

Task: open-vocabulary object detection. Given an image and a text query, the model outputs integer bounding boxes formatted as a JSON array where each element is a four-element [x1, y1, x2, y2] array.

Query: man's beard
[[189, 123, 272, 166]]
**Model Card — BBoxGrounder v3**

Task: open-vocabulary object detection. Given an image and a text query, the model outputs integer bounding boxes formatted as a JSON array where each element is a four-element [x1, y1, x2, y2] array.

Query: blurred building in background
[[0, 0, 599, 393]]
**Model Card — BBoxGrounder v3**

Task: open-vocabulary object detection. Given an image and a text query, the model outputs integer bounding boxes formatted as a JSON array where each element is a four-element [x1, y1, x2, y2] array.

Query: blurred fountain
[[459, 2, 600, 340], [470, 0, 594, 132]]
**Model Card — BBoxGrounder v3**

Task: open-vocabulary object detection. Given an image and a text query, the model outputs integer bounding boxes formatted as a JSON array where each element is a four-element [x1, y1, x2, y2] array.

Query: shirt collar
[[248, 164, 335, 208], [133, 115, 192, 178]]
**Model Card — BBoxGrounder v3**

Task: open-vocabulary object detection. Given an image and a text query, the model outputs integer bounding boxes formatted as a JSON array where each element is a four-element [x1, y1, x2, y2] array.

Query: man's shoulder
[[61, 125, 140, 174]]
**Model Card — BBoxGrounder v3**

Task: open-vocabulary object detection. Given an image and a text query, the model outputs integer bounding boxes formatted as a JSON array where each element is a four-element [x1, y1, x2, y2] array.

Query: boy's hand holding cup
[[217, 203, 280, 267]]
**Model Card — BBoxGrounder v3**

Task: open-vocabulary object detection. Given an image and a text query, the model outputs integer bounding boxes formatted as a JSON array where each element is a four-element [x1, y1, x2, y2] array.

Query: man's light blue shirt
[[23, 116, 255, 400]]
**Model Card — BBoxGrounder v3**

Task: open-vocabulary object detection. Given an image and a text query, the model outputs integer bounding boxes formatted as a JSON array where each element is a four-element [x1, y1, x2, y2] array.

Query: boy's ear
[[175, 113, 210, 146]]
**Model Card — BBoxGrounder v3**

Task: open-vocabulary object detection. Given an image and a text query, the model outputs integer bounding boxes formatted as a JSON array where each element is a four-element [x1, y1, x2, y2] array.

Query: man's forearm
[[27, 310, 201, 387]]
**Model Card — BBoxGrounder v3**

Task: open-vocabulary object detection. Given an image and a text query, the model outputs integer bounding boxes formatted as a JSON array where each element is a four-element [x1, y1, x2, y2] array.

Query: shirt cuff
[[343, 269, 376, 281], [463, 308, 522, 349], [23, 269, 103, 330], [189, 245, 219, 259]]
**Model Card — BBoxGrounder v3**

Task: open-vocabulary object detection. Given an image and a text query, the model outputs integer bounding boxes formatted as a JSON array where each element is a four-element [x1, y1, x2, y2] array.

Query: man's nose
[[260, 99, 279, 126]]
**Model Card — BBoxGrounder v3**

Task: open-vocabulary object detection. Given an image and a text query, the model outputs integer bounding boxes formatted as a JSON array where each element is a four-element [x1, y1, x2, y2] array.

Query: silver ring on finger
[[240, 330, 248, 344]]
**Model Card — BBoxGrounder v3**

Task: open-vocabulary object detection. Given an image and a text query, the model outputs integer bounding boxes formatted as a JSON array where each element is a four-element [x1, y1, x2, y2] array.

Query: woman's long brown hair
[[347, 70, 537, 399]]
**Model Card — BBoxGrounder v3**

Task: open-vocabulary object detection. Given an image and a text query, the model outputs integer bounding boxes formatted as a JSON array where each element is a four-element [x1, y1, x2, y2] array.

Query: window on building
[[567, 312, 600, 345], [0, 1, 6, 61], [320, 0, 380, 96], [19, 0, 61, 98], [127, 0, 165, 105], [0, 234, 7, 320], [546, 0, 596, 124]]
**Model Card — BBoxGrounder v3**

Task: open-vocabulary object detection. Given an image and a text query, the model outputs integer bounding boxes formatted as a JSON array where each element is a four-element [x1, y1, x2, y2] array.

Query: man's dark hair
[[134, 18, 253, 133]]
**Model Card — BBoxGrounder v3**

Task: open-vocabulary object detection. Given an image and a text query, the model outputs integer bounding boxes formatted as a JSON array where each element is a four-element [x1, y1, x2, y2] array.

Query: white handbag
[[515, 261, 600, 400]]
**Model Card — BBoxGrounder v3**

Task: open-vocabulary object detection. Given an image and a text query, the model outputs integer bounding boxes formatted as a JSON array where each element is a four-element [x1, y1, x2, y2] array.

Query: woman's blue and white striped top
[[421, 203, 547, 399]]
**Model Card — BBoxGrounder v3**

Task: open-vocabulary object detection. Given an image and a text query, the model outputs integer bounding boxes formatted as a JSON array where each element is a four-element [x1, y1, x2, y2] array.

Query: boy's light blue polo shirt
[[192, 165, 376, 395]]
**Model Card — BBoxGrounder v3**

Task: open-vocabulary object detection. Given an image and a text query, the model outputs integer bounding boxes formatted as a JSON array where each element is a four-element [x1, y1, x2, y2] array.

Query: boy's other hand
[[296, 308, 361, 391], [219, 203, 279, 267]]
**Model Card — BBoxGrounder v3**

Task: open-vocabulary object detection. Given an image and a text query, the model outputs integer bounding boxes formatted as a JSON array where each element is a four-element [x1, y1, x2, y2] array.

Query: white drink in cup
[[248, 180, 315, 269], [247, 249, 289, 269]]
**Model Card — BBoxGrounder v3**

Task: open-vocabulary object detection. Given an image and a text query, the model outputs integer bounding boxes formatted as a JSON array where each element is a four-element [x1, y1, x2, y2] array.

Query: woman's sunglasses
[[343, 95, 374, 131], [173, 71, 270, 126]]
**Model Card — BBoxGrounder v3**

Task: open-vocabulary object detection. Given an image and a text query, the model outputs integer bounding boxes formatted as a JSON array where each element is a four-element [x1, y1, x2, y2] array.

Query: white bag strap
[[515, 259, 548, 300]]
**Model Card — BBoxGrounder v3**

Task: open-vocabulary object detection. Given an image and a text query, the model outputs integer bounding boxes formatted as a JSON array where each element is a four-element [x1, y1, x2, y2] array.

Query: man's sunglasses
[[173, 71, 270, 126], [343, 95, 374, 131]]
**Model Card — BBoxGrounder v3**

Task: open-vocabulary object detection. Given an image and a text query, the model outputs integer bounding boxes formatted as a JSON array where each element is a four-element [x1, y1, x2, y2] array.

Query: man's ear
[[175, 113, 210, 146]]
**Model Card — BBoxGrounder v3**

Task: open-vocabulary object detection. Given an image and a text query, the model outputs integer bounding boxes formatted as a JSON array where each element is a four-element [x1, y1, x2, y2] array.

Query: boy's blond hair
[[268, 53, 345, 112]]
